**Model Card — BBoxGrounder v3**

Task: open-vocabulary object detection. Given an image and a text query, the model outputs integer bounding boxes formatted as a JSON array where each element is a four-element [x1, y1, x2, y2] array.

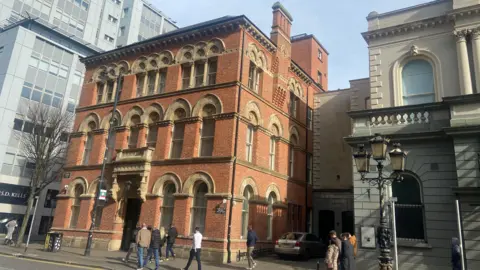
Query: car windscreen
[[280, 232, 303, 240]]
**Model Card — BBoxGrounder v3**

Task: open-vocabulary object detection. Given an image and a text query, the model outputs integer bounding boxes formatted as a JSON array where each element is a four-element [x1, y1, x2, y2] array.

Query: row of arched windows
[[67, 173, 283, 237]]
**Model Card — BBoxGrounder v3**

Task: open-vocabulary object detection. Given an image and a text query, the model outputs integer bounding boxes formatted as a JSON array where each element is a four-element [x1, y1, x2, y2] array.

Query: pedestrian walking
[[165, 223, 178, 260], [123, 226, 140, 263], [181, 226, 202, 270], [4, 220, 17, 245], [246, 225, 258, 270], [452, 237, 462, 270], [159, 227, 167, 261], [339, 233, 356, 270], [348, 233, 357, 259], [144, 227, 161, 270], [329, 230, 342, 254], [136, 223, 151, 270], [324, 240, 339, 270]]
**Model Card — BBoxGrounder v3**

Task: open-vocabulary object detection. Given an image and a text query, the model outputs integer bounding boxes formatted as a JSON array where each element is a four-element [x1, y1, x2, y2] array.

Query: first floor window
[[82, 134, 93, 165], [69, 184, 83, 228], [200, 119, 215, 157], [160, 183, 176, 228], [246, 125, 254, 162], [267, 192, 277, 240], [170, 123, 185, 158], [269, 137, 276, 170], [128, 128, 139, 149], [191, 182, 208, 233], [393, 173, 425, 240]]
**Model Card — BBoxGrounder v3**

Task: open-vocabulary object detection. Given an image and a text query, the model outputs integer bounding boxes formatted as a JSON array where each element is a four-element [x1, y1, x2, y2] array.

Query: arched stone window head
[[147, 112, 160, 146], [202, 104, 216, 117], [128, 115, 141, 149]]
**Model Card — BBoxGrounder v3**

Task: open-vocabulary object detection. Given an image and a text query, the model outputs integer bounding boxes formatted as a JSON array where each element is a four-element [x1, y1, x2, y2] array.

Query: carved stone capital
[[454, 29, 468, 41], [109, 182, 120, 201], [472, 28, 480, 40], [137, 181, 148, 202]]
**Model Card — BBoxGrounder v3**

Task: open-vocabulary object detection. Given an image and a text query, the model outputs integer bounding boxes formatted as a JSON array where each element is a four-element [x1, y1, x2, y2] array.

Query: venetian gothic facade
[[52, 3, 326, 262]]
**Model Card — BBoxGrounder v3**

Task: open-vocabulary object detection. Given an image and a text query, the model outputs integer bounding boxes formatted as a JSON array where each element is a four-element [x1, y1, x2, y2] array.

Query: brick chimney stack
[[270, 1, 293, 45]]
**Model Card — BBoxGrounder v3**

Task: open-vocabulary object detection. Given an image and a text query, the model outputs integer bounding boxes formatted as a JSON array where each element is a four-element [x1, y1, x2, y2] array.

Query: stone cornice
[[290, 62, 313, 85], [151, 156, 234, 166], [175, 116, 202, 124], [82, 16, 276, 66], [448, 4, 480, 20], [75, 81, 239, 113], [362, 15, 450, 43], [70, 131, 85, 138]]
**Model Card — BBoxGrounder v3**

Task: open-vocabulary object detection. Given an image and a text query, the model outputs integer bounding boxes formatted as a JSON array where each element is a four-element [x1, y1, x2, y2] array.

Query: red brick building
[[52, 2, 326, 262]]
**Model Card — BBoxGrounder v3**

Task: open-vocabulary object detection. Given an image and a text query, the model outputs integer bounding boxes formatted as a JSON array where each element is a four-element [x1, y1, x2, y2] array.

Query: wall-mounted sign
[[0, 183, 30, 206], [99, 189, 107, 201], [215, 205, 226, 215], [361, 226, 376, 249]]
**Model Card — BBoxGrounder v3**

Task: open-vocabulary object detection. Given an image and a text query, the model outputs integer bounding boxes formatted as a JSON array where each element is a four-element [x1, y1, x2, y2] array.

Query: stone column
[[456, 29, 473, 95], [471, 28, 480, 93]]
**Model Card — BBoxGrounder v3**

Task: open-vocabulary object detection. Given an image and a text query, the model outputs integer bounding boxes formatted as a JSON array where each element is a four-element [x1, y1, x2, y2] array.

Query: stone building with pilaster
[[52, 2, 325, 262], [346, 0, 480, 269]]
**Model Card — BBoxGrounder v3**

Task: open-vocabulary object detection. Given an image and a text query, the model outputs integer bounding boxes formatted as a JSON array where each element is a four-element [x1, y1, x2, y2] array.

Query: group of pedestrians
[[324, 230, 357, 270], [122, 223, 178, 270], [122, 222, 204, 270]]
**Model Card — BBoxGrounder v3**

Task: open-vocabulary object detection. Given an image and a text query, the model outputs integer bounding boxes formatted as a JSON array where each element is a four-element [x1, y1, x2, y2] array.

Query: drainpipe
[[227, 26, 246, 264], [305, 84, 310, 232]]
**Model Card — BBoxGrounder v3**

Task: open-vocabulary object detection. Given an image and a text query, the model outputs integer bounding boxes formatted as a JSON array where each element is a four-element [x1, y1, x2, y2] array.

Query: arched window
[[96, 82, 105, 104], [147, 112, 160, 147], [269, 125, 279, 171], [248, 61, 262, 93], [191, 182, 208, 233], [246, 112, 258, 163], [69, 184, 83, 228], [289, 92, 298, 117], [106, 116, 120, 162], [128, 115, 141, 149], [82, 121, 96, 165], [267, 192, 277, 240], [402, 59, 434, 105], [160, 183, 176, 228], [170, 108, 186, 158], [199, 104, 216, 157], [136, 73, 146, 97], [289, 135, 298, 177], [241, 186, 254, 238], [392, 173, 425, 240]]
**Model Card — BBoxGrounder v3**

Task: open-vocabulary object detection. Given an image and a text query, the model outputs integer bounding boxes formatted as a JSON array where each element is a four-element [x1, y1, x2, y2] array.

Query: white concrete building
[[0, 18, 99, 239], [0, 0, 176, 241], [0, 0, 177, 51]]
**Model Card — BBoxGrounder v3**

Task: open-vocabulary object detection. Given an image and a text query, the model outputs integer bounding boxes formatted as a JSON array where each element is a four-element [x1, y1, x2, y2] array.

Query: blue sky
[[153, 0, 431, 90]]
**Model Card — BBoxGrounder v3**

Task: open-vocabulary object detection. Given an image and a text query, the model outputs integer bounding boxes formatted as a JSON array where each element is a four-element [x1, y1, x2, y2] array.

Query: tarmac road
[[0, 253, 105, 270]]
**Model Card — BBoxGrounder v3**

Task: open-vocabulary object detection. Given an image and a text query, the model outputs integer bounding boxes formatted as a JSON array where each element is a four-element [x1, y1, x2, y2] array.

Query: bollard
[[317, 260, 320, 270]]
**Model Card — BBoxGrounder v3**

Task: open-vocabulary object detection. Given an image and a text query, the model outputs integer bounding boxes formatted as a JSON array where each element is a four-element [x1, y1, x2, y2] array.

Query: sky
[[152, 0, 432, 90]]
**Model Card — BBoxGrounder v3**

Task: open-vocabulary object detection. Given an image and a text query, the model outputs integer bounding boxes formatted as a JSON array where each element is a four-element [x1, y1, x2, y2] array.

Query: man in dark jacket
[[123, 226, 140, 263], [165, 224, 178, 260], [144, 227, 161, 270], [246, 225, 258, 270]]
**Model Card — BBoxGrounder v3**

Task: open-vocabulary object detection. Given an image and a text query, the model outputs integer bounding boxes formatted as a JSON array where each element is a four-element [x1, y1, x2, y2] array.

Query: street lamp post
[[352, 134, 407, 270]]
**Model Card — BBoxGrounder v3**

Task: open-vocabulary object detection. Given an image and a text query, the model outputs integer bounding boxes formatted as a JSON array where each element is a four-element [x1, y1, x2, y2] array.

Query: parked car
[[274, 232, 325, 259]]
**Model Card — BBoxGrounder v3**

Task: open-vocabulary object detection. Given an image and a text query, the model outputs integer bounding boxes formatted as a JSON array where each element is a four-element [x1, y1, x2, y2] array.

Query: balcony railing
[[115, 147, 154, 163], [349, 103, 450, 137]]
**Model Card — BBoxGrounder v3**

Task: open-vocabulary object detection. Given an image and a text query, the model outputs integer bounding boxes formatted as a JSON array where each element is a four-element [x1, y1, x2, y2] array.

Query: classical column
[[471, 28, 480, 93], [455, 29, 473, 95]]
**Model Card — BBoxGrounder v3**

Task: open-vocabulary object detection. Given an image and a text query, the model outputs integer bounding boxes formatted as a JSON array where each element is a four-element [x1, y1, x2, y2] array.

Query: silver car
[[274, 232, 325, 259]]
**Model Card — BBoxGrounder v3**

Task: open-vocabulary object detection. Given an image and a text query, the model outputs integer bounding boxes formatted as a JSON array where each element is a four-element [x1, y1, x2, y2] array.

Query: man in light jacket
[[181, 227, 202, 270], [136, 223, 151, 270]]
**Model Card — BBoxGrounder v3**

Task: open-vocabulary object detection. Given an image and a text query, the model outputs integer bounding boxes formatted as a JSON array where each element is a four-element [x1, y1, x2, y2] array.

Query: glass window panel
[[31, 90, 42, 102], [8, 131, 20, 148], [194, 62, 205, 87], [33, 38, 44, 53], [29, 57, 39, 68], [42, 42, 54, 58], [21, 86, 32, 99], [4, 153, 15, 165], [1, 164, 13, 175], [38, 60, 49, 71], [61, 51, 73, 66], [35, 70, 47, 87], [55, 78, 67, 94], [13, 119, 23, 131], [25, 67, 37, 83], [67, 102, 75, 112], [52, 97, 62, 108]]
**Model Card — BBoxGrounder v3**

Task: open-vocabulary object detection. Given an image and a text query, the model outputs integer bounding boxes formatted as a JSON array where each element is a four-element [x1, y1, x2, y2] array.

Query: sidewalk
[[0, 243, 324, 270]]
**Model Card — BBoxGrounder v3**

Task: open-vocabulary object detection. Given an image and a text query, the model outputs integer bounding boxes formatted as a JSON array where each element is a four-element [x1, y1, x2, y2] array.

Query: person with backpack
[[165, 224, 178, 260], [144, 227, 161, 270]]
